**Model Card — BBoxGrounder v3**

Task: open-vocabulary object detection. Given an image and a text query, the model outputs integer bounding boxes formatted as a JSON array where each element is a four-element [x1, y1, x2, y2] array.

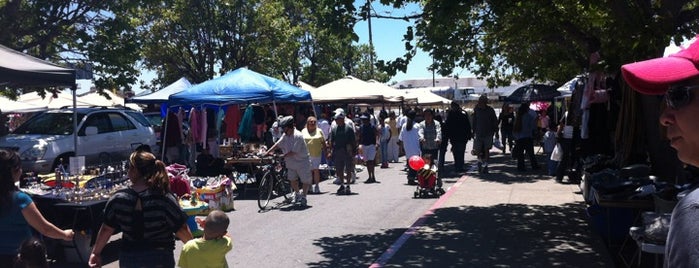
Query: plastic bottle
[[55, 158, 63, 189]]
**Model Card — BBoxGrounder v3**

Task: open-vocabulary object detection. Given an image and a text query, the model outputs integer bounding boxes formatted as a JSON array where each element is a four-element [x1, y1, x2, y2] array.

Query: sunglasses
[[666, 85, 699, 110], [307, 121, 317, 125]]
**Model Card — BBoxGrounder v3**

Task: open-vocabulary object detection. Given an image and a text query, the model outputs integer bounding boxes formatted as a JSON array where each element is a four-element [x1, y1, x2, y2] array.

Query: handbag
[[550, 143, 563, 161]]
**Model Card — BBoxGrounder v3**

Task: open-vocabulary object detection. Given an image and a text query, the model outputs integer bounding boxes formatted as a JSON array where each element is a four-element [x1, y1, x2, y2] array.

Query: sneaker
[[298, 194, 307, 206], [344, 185, 351, 194], [337, 185, 346, 194], [364, 177, 377, 184], [291, 192, 299, 204], [313, 184, 320, 194]]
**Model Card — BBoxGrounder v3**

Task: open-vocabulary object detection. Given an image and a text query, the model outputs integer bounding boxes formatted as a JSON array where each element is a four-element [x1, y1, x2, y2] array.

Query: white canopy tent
[[19, 91, 95, 108], [0, 96, 47, 113], [80, 90, 142, 111], [309, 76, 385, 103], [127, 77, 192, 104], [403, 88, 452, 106], [366, 79, 408, 103]]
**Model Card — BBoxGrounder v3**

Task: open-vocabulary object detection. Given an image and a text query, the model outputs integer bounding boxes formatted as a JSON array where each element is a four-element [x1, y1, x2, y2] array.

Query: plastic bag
[[550, 143, 563, 161]]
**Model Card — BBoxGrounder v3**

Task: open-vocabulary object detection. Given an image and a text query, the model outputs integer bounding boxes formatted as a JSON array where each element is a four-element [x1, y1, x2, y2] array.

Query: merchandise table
[[225, 157, 272, 198]]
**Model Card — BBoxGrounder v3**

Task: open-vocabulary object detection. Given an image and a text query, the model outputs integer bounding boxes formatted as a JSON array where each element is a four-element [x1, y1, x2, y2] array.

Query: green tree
[[0, 1, 142, 94], [376, 0, 699, 180]]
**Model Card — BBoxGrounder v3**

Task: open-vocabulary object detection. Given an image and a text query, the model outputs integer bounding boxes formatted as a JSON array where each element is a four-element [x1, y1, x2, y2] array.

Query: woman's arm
[[21, 202, 74, 241], [89, 224, 115, 268]]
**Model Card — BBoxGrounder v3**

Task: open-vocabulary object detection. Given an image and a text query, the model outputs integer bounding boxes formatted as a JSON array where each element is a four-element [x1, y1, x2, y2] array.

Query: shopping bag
[[550, 143, 563, 161]]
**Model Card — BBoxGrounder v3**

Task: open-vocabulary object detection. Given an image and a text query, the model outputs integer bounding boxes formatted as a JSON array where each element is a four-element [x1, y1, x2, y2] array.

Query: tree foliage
[[377, 0, 699, 86]]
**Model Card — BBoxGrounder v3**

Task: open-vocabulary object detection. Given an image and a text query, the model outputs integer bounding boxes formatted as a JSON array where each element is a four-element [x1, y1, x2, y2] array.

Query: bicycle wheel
[[276, 175, 292, 202], [257, 171, 274, 210]]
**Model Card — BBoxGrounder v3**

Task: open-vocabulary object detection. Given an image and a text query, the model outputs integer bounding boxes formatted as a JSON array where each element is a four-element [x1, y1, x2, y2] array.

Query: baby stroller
[[413, 164, 445, 198]]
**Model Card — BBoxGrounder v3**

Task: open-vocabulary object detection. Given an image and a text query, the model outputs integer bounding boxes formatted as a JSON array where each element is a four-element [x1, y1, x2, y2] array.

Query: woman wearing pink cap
[[621, 37, 699, 267]]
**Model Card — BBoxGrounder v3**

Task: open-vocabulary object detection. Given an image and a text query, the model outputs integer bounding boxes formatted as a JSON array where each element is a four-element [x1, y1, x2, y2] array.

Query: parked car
[[0, 106, 157, 174]]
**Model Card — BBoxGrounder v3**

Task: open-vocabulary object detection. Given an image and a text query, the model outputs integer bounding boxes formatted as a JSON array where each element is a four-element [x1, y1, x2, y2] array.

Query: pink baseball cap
[[621, 37, 699, 95]]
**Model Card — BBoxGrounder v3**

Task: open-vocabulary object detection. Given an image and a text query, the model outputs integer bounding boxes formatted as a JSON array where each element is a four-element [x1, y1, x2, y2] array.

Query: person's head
[[360, 113, 370, 125], [450, 101, 461, 111], [478, 94, 488, 106], [423, 108, 435, 122], [0, 149, 21, 204], [622, 38, 699, 166], [14, 237, 48, 268], [278, 115, 295, 135], [128, 150, 170, 193], [422, 154, 433, 165], [389, 111, 396, 118], [203, 210, 229, 240], [305, 116, 317, 131], [334, 111, 346, 126]]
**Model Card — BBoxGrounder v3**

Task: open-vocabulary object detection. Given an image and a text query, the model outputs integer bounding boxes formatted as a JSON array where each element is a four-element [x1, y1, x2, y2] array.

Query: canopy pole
[[273, 101, 278, 117], [161, 107, 170, 161], [72, 85, 78, 159], [311, 100, 318, 118]]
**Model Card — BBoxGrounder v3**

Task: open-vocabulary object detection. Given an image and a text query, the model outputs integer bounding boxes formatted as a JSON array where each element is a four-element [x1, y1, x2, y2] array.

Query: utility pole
[[367, 0, 375, 78]]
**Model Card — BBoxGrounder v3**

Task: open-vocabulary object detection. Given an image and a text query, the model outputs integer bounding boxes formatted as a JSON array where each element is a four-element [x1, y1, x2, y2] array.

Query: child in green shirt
[[178, 210, 232, 268]]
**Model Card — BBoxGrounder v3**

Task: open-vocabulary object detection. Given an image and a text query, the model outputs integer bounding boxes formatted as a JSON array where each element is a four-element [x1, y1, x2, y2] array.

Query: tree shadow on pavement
[[467, 153, 555, 185], [307, 203, 612, 268]]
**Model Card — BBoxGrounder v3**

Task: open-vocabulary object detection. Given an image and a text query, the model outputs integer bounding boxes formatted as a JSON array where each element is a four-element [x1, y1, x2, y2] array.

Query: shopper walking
[[498, 103, 516, 154], [327, 111, 357, 195], [443, 102, 472, 172], [302, 116, 326, 194], [358, 114, 379, 183], [265, 116, 313, 205], [378, 112, 391, 169], [621, 39, 699, 267], [513, 103, 540, 172], [419, 108, 442, 164], [0, 149, 74, 266], [89, 150, 192, 268], [471, 95, 499, 174], [385, 111, 400, 163], [399, 110, 421, 185]]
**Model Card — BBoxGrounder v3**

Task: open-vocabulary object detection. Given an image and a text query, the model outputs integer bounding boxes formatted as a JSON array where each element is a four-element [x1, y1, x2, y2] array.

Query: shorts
[[332, 149, 353, 177], [287, 165, 312, 184], [309, 156, 321, 169], [473, 136, 493, 154], [361, 144, 376, 161]]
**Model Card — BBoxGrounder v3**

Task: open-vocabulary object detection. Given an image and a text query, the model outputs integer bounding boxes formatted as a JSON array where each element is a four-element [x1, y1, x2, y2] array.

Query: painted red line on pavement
[[368, 175, 469, 268]]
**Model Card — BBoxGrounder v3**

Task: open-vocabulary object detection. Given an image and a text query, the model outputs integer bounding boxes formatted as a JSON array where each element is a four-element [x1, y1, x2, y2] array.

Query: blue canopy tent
[[168, 68, 310, 106], [162, 68, 312, 159]]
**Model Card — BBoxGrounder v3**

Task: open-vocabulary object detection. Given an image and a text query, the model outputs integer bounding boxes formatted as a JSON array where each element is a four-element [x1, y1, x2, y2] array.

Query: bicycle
[[257, 155, 292, 210]]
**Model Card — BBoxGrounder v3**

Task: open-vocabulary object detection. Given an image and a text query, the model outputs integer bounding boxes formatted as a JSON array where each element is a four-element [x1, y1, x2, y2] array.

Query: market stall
[[165, 67, 312, 198]]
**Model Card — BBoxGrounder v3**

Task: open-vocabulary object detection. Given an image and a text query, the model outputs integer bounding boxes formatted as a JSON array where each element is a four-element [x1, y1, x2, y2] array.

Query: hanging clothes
[[224, 105, 242, 139], [238, 105, 255, 142], [189, 108, 203, 144]]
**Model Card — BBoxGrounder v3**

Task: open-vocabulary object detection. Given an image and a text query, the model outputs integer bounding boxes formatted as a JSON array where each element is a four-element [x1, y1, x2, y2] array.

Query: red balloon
[[408, 155, 425, 171]]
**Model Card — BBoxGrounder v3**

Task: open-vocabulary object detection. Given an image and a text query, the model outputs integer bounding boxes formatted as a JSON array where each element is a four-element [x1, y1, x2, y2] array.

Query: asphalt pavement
[[370, 145, 615, 268], [48, 143, 615, 268]]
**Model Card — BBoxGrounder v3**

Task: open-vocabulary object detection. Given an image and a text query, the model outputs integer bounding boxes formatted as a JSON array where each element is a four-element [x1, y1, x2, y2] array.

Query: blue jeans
[[380, 140, 389, 163], [120, 249, 175, 268]]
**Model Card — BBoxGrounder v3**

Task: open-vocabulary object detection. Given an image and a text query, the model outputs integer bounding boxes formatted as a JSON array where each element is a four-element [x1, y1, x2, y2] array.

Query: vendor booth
[[165, 67, 312, 201]]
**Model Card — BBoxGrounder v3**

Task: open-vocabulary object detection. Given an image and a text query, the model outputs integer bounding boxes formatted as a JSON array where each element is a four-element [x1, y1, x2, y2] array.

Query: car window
[[80, 113, 112, 134], [12, 112, 85, 135], [126, 111, 153, 128], [108, 112, 136, 131]]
